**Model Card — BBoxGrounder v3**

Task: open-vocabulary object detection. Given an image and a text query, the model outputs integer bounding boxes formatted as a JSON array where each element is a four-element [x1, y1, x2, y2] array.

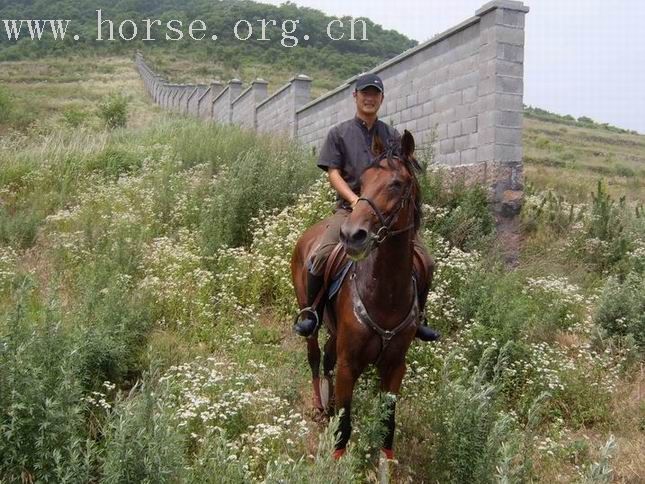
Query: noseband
[[355, 179, 415, 245]]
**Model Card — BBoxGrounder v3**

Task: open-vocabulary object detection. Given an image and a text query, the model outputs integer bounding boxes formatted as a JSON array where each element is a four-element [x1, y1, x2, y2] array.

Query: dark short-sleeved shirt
[[317, 116, 401, 208]]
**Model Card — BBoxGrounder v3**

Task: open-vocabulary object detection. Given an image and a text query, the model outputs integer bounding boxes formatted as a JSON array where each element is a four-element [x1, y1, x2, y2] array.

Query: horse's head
[[340, 130, 422, 260]]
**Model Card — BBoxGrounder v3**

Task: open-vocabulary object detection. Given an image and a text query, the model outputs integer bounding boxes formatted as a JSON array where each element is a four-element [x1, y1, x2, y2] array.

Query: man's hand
[[328, 168, 360, 209]]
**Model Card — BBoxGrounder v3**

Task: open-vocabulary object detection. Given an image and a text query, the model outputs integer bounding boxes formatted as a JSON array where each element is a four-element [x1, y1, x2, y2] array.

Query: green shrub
[[594, 272, 645, 352], [586, 181, 626, 244], [456, 270, 535, 346], [0, 281, 95, 481], [521, 190, 585, 235], [425, 348, 540, 483], [421, 174, 495, 251], [614, 164, 635, 178], [575, 181, 632, 272], [184, 434, 251, 483], [68, 253, 154, 389], [210, 177, 334, 319], [199, 144, 318, 251], [101, 377, 186, 482], [265, 413, 362, 483], [98, 93, 128, 129], [558, 150, 577, 162], [556, 365, 612, 427], [62, 106, 89, 128], [534, 136, 550, 149], [583, 435, 617, 483], [0, 206, 42, 248], [87, 146, 142, 178]]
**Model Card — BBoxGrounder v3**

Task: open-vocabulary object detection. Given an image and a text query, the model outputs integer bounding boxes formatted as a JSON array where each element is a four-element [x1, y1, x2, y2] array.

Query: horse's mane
[[373, 136, 423, 232]]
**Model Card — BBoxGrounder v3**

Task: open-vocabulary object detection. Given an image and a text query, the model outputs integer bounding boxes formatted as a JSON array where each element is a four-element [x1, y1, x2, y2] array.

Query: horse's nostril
[[351, 229, 368, 244], [341, 227, 368, 247]]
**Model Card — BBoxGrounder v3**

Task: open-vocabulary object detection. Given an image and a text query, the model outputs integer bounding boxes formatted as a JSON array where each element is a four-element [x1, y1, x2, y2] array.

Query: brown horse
[[290, 130, 432, 459]]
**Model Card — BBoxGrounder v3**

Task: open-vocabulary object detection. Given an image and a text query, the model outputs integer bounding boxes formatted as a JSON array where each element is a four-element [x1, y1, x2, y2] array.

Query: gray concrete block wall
[[180, 85, 195, 114], [171, 85, 181, 112], [231, 80, 268, 130], [256, 74, 312, 137], [188, 85, 207, 117], [256, 82, 293, 136], [161, 84, 170, 109], [197, 81, 224, 120], [212, 80, 242, 124], [168, 85, 180, 112], [196, 86, 212, 119], [212, 86, 231, 124], [296, 86, 355, 148], [134, 0, 528, 209], [171, 84, 184, 113]]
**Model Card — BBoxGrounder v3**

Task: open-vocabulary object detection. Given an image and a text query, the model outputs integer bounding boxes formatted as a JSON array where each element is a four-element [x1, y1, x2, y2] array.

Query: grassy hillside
[[524, 115, 645, 203], [1, 57, 644, 482]]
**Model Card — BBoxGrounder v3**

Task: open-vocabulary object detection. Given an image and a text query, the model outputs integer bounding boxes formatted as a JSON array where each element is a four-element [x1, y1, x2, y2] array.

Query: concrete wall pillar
[[225, 79, 243, 123], [291, 74, 312, 137], [251, 79, 268, 129], [476, 0, 529, 215]]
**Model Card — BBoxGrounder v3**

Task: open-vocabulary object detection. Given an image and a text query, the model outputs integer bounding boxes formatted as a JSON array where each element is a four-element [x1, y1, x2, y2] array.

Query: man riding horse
[[293, 72, 440, 342]]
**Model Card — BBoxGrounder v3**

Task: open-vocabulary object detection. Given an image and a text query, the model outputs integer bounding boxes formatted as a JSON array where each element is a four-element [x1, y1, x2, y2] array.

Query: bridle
[[355, 165, 416, 245]]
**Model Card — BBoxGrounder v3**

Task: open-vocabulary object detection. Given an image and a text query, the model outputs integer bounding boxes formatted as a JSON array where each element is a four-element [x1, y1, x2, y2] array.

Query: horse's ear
[[401, 129, 415, 160]]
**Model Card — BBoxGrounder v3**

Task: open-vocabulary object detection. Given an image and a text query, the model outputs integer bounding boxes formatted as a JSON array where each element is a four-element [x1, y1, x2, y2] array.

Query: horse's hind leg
[[307, 334, 324, 411], [321, 334, 337, 413], [378, 361, 407, 459]]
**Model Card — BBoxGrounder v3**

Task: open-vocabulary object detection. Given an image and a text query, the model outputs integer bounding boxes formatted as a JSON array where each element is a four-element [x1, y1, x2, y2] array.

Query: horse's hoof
[[332, 448, 346, 460], [380, 448, 395, 460], [311, 406, 328, 424]]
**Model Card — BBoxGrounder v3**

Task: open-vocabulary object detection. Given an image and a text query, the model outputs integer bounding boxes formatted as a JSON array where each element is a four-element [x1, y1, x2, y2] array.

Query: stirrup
[[293, 306, 320, 327]]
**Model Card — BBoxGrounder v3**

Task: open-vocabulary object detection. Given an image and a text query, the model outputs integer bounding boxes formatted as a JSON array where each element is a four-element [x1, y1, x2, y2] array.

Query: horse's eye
[[389, 181, 402, 192]]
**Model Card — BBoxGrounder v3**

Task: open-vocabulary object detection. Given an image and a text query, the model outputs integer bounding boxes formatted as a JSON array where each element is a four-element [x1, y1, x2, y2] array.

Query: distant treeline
[[524, 105, 639, 135], [0, 0, 416, 80]]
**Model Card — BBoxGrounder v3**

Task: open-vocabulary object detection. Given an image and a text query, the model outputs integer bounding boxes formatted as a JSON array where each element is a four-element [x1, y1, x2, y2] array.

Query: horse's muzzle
[[340, 225, 371, 260]]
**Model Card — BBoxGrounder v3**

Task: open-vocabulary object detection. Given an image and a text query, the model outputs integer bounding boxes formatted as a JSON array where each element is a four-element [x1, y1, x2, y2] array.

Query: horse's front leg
[[333, 358, 359, 459], [378, 361, 407, 459], [307, 333, 323, 411], [321, 334, 337, 413]]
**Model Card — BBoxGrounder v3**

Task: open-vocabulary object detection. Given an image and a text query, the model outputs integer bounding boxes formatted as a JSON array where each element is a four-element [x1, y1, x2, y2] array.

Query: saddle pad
[[328, 260, 354, 300]]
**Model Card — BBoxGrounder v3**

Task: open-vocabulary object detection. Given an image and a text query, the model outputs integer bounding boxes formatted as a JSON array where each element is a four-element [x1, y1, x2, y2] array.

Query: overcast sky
[[258, 0, 645, 134]]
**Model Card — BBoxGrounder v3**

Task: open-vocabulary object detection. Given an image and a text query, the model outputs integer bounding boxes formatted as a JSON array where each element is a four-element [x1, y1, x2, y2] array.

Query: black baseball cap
[[355, 73, 384, 93]]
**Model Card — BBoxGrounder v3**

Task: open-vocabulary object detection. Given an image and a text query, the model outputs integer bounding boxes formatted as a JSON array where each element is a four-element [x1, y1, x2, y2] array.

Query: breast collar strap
[[350, 271, 419, 364]]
